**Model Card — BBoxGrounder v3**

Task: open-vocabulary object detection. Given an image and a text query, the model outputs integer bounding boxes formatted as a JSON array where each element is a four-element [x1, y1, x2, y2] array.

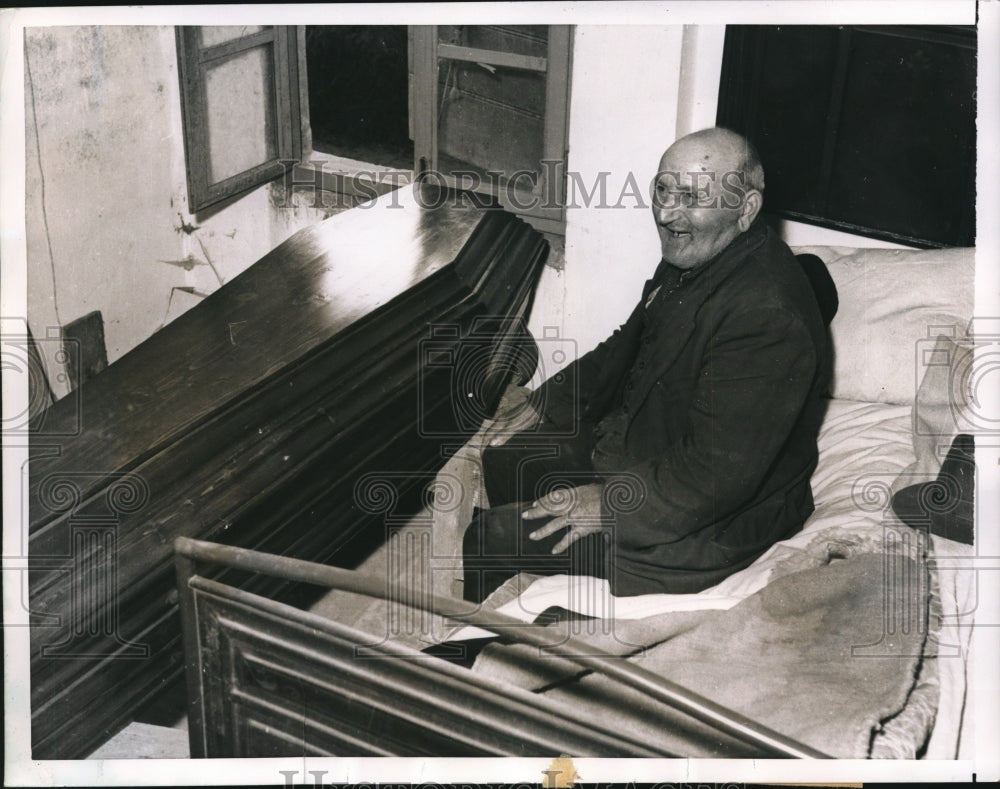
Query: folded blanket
[[471, 537, 937, 758]]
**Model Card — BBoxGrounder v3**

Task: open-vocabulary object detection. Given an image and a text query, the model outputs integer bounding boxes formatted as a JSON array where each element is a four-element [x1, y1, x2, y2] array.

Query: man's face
[[652, 139, 748, 270]]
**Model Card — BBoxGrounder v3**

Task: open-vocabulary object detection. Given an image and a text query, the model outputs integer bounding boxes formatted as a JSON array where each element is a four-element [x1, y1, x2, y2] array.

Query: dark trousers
[[462, 427, 610, 603]]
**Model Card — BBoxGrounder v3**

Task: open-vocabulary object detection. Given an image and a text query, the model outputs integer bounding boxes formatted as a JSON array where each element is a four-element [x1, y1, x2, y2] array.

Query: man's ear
[[738, 189, 763, 232]]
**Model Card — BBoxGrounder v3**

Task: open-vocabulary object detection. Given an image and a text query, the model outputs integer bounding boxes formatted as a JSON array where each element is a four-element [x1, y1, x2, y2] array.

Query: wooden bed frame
[[174, 536, 831, 759]]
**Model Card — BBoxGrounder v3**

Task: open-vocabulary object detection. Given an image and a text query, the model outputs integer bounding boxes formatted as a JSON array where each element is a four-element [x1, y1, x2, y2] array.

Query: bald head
[[652, 127, 765, 269], [659, 128, 765, 194]]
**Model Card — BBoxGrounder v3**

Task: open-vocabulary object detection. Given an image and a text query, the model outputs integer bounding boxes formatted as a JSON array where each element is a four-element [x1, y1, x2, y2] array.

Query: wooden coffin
[[27, 183, 548, 759]]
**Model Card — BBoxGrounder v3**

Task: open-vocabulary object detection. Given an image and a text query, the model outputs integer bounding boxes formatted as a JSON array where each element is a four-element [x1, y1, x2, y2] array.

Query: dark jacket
[[532, 219, 830, 595]]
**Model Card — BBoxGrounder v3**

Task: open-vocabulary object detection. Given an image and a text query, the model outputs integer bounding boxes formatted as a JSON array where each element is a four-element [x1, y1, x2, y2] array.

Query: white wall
[[676, 25, 726, 138], [776, 219, 914, 248], [537, 26, 686, 362], [24, 26, 334, 399]]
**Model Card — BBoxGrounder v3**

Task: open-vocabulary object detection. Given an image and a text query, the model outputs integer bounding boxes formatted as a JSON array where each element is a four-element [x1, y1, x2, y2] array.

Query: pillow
[[791, 246, 974, 405]]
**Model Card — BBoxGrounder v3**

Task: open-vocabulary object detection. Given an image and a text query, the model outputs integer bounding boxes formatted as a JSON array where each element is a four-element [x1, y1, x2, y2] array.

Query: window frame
[[410, 25, 573, 235], [177, 25, 573, 232], [176, 26, 303, 213]]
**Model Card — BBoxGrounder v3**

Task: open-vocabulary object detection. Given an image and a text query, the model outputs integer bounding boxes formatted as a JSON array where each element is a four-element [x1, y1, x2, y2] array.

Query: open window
[[176, 25, 573, 233], [176, 26, 303, 213], [305, 26, 413, 170]]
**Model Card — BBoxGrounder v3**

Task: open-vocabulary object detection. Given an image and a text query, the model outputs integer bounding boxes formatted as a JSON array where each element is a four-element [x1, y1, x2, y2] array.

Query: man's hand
[[480, 385, 541, 448], [523, 482, 605, 554]]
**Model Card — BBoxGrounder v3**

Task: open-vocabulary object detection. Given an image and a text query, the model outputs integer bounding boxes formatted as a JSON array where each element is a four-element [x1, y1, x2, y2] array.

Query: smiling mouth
[[667, 229, 690, 239]]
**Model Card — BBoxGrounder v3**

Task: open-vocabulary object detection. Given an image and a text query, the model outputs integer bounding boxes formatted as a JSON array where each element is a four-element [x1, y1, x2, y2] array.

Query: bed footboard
[[175, 537, 830, 758]]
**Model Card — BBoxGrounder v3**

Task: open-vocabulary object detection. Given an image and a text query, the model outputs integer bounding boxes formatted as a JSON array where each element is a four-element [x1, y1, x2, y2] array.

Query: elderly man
[[462, 127, 830, 603]]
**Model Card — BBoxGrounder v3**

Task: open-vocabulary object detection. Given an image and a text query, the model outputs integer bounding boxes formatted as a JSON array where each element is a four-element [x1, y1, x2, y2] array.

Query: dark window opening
[[305, 26, 413, 170]]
